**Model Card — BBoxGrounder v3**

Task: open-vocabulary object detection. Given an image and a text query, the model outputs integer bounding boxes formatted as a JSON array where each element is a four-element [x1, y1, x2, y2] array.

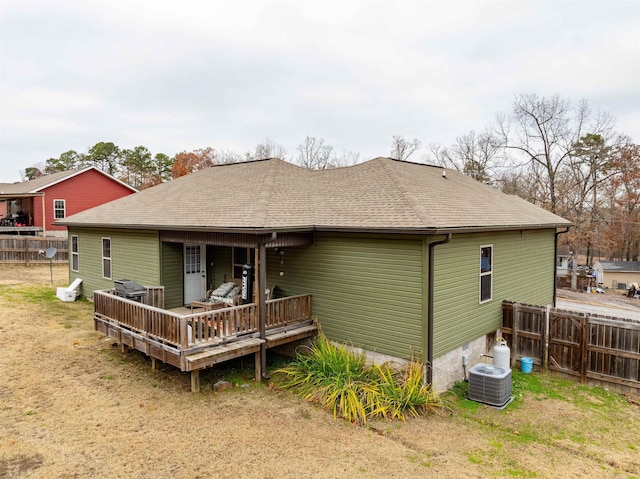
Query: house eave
[[314, 223, 572, 235], [59, 221, 572, 236], [57, 222, 316, 235], [0, 192, 45, 199]]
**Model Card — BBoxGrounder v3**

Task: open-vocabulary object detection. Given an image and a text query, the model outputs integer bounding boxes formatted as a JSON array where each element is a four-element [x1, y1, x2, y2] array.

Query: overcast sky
[[0, 0, 638, 182]]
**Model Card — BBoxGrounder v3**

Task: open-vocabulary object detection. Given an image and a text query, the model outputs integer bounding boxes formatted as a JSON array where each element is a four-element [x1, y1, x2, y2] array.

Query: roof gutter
[[56, 222, 571, 235], [554, 227, 571, 306], [56, 222, 316, 234], [426, 233, 452, 385], [314, 224, 572, 235]]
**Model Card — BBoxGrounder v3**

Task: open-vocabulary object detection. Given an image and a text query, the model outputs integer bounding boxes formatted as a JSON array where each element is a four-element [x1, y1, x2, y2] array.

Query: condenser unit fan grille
[[468, 364, 512, 407]]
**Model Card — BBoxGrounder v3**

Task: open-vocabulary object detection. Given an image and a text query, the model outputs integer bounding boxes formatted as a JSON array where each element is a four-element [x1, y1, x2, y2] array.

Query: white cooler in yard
[[56, 278, 82, 302]]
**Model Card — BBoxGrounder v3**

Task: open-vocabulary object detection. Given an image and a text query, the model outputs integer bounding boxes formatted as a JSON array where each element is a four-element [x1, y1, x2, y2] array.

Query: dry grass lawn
[[1, 264, 639, 478]]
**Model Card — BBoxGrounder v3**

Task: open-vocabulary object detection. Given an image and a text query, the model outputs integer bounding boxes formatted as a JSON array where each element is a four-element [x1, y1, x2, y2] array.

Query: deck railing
[[142, 286, 165, 309], [183, 294, 313, 347], [94, 290, 182, 348], [94, 290, 313, 350], [184, 303, 258, 346], [266, 294, 312, 328]]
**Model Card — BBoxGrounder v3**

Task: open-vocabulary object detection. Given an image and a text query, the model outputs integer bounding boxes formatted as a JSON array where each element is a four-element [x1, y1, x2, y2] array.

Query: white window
[[53, 199, 66, 219], [185, 245, 201, 274], [102, 237, 112, 279], [71, 235, 79, 272], [480, 245, 493, 303]]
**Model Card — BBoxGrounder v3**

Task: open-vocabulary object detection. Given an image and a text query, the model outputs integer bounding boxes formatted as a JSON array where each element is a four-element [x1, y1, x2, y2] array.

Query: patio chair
[[191, 281, 242, 312]]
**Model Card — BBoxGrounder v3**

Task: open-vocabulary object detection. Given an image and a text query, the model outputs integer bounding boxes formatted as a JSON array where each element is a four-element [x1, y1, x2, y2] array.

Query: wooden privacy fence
[[0, 236, 68, 264], [502, 301, 640, 391]]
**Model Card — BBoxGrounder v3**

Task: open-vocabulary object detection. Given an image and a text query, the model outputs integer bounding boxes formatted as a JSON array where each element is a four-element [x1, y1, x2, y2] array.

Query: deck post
[[258, 241, 267, 380], [254, 351, 262, 382], [191, 370, 200, 393]]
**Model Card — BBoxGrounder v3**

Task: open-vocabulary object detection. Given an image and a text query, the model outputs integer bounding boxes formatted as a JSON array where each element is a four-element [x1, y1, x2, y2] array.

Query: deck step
[[184, 337, 264, 371], [266, 325, 317, 348]]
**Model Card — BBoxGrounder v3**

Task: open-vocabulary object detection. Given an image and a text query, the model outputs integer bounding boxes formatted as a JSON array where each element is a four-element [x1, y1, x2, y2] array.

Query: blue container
[[520, 357, 533, 373]]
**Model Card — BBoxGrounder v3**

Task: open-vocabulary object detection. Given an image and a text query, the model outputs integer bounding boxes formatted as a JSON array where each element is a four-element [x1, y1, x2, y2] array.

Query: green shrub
[[276, 335, 441, 424]]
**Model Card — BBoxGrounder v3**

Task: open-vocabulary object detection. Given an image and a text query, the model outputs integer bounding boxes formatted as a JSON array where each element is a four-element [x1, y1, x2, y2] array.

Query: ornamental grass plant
[[276, 334, 441, 424]]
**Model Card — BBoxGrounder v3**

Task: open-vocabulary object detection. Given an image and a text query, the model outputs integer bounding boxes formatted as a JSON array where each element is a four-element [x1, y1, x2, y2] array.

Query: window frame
[[71, 234, 79, 272], [232, 247, 255, 279], [479, 244, 493, 304], [102, 237, 112, 280], [53, 199, 66, 219]]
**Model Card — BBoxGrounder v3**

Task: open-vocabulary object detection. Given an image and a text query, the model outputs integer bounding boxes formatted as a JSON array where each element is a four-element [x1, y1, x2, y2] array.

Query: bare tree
[[428, 129, 501, 185], [331, 149, 360, 168], [218, 149, 252, 164], [254, 138, 287, 160], [295, 136, 334, 170], [390, 135, 421, 161], [496, 93, 613, 213], [494, 167, 542, 205], [602, 140, 640, 261]]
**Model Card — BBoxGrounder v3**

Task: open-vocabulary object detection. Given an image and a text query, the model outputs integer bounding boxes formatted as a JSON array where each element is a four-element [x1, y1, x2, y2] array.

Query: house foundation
[[432, 332, 497, 393]]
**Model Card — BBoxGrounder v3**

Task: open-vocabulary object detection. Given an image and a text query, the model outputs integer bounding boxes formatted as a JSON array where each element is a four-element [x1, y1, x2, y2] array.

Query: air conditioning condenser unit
[[467, 364, 512, 408]]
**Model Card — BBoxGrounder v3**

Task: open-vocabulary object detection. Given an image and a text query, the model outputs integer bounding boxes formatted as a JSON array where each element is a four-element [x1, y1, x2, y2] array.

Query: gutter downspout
[[426, 233, 452, 385], [258, 232, 276, 380], [554, 227, 571, 307]]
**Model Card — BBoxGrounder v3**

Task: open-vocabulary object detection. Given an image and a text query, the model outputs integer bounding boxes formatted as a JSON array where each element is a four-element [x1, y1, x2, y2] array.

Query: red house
[[0, 167, 137, 236]]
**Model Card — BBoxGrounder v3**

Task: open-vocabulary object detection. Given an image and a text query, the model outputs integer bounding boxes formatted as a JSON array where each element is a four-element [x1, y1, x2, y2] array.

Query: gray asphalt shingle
[[59, 157, 571, 232]]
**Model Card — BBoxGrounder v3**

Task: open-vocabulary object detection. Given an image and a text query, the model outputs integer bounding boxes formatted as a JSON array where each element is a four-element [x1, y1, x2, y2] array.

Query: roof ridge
[[377, 158, 428, 225], [250, 159, 278, 227]]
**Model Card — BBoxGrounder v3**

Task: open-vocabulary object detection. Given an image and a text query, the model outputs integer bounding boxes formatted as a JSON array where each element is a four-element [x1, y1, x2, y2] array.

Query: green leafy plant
[[276, 334, 441, 424], [277, 335, 370, 424], [366, 360, 440, 421]]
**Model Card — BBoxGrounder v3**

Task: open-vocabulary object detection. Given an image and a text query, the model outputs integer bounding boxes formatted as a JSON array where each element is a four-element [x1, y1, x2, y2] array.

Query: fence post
[[580, 316, 588, 383], [543, 305, 550, 372], [25, 238, 30, 266], [511, 303, 519, 369]]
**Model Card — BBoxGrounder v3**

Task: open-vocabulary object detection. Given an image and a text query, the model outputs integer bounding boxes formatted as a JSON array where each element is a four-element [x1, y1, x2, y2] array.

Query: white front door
[[184, 244, 206, 304]]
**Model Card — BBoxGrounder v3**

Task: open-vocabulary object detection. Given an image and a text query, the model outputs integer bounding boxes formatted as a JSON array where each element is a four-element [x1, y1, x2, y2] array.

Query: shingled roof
[[595, 261, 640, 272], [0, 167, 136, 195], [58, 157, 571, 233]]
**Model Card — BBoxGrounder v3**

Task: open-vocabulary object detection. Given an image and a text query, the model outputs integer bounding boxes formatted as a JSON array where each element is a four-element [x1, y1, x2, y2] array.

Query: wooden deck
[[93, 287, 316, 391], [0, 226, 43, 235]]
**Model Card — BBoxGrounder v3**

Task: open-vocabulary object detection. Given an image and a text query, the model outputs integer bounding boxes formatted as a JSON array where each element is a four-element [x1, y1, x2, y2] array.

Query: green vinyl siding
[[68, 227, 160, 298], [432, 229, 556, 357], [161, 242, 184, 309], [68, 225, 557, 363], [211, 246, 232, 286], [265, 233, 424, 360]]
